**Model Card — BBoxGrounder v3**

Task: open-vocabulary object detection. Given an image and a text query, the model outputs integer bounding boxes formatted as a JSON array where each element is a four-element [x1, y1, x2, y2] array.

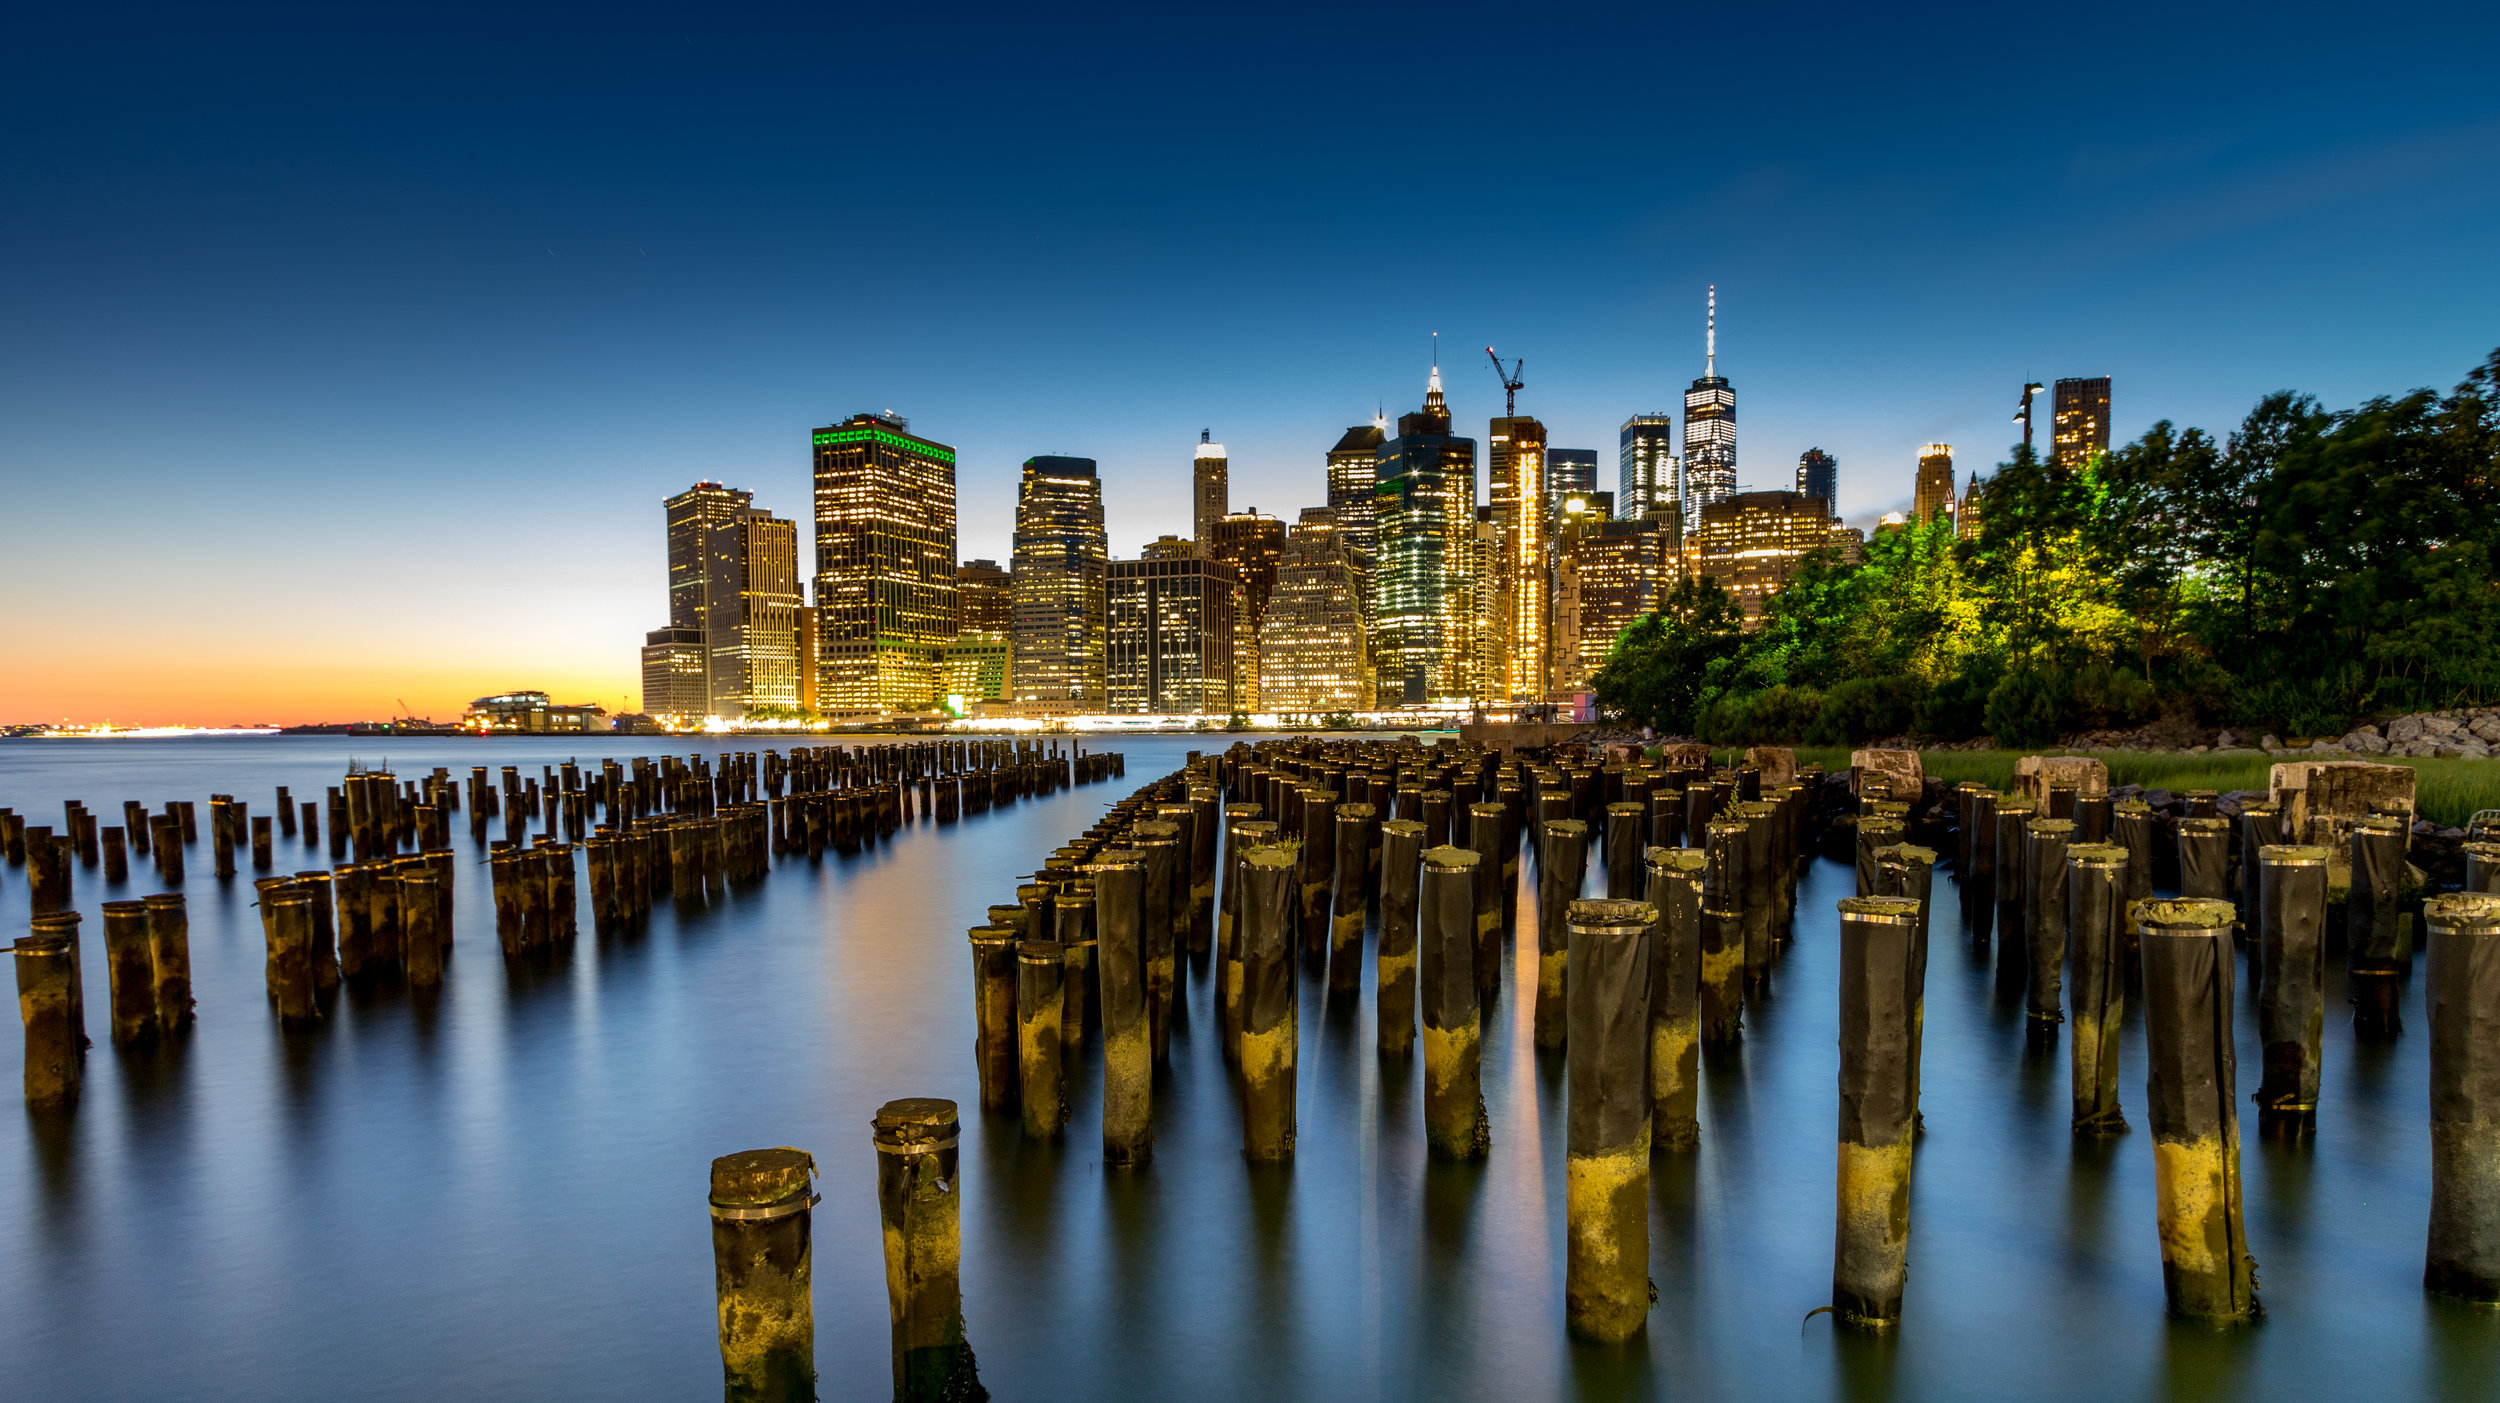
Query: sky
[[3, 1, 2496, 724]]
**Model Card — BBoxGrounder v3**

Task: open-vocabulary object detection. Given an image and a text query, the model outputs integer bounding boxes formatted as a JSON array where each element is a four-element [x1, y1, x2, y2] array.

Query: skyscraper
[[1796, 448, 1837, 517], [1191, 433, 1228, 552], [1619, 412, 1682, 552], [1685, 491, 1829, 624], [954, 559, 1012, 632], [812, 413, 959, 713], [1325, 421, 1386, 561], [1208, 509, 1286, 712], [2053, 377, 2112, 468], [1258, 512, 1372, 714], [1010, 455, 1109, 707], [640, 627, 706, 724], [1373, 362, 1479, 705], [1107, 545, 1241, 715], [665, 482, 755, 633], [1552, 513, 1668, 699], [1913, 445, 1956, 523], [1487, 413, 1549, 703], [1547, 448, 1598, 518], [702, 507, 803, 718], [1683, 286, 1737, 506]]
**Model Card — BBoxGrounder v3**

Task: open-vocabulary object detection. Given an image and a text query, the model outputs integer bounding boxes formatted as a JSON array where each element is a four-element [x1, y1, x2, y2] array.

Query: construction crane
[[1485, 347, 1524, 417]]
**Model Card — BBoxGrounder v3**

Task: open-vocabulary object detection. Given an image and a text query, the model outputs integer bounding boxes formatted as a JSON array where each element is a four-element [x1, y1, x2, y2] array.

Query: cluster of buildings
[[638, 302, 2112, 727]]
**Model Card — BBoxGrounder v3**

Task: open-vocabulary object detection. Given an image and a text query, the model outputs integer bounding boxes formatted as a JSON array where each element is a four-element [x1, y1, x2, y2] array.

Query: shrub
[[1808, 675, 1925, 745], [1743, 685, 1824, 742], [1985, 665, 2066, 748], [2066, 663, 2160, 731], [1695, 693, 1753, 746], [1914, 661, 1999, 740]]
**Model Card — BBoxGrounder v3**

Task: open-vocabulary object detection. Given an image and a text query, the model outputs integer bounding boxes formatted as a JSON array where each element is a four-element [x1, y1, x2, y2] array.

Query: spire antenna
[[1706, 284, 1717, 378]]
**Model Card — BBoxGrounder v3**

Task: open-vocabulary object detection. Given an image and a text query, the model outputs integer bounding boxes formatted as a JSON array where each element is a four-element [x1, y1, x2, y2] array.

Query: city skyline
[[6, 3, 2494, 724]]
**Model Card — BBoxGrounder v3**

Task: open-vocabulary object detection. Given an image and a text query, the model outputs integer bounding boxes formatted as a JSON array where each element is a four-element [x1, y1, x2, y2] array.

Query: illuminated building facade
[[1683, 286, 1736, 506], [1619, 413, 1680, 525], [1325, 422, 1385, 561], [1796, 448, 1837, 518], [1685, 490, 1831, 625], [812, 414, 959, 712], [464, 691, 605, 734], [939, 633, 1011, 704], [640, 627, 707, 724], [2054, 376, 2111, 468], [1107, 550, 1241, 715], [1552, 513, 1668, 697], [1192, 434, 1228, 553], [955, 559, 1011, 632], [1258, 513, 1372, 713], [1373, 365, 1479, 705], [666, 482, 754, 632], [1209, 508, 1286, 710], [794, 605, 819, 713], [1547, 447, 1598, 519], [703, 508, 803, 717], [1487, 414, 1549, 703], [1913, 444, 1955, 523], [1010, 455, 1109, 706]]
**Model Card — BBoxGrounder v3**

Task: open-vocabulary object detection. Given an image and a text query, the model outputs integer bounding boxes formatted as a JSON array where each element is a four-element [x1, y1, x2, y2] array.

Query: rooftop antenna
[[1201, 428, 1211, 444], [1484, 346, 1525, 416], [1706, 284, 1717, 378]]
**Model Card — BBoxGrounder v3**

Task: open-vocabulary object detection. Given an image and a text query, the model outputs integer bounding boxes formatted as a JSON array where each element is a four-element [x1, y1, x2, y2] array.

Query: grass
[[1709, 747, 2500, 830]]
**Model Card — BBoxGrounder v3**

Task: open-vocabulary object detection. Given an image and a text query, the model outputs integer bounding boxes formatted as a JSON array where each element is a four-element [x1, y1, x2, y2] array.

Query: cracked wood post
[[1094, 853, 1152, 1167], [967, 925, 1019, 1115], [1646, 847, 1707, 1150], [1468, 802, 1507, 1002], [1833, 894, 1922, 1330], [709, 1146, 817, 1402], [1016, 936, 1066, 1138], [874, 1101, 981, 1402], [2065, 844, 2131, 1136], [2025, 818, 2076, 1032], [1239, 844, 1300, 1162], [1331, 803, 1374, 994], [1421, 844, 1489, 1158], [2424, 894, 2500, 1303], [2140, 898, 2258, 1323], [15, 916, 82, 1107], [2349, 816, 2408, 1039], [2255, 845, 2330, 1133], [100, 900, 157, 1045], [144, 893, 192, 1029], [1874, 844, 1936, 1131], [1565, 898, 1658, 1342], [1536, 819, 1588, 1051], [1377, 819, 1425, 1057]]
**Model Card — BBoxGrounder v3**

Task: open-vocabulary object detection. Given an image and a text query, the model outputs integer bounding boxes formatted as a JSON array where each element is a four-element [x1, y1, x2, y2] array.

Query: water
[[2, 735, 2495, 1401]]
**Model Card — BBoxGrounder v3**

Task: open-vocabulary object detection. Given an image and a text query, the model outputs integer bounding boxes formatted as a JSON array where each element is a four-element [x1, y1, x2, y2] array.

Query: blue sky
[[3, 1, 2495, 719]]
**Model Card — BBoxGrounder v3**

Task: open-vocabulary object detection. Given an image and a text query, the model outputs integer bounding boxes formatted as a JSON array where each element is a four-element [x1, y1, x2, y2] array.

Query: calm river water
[[1, 735, 2494, 1401]]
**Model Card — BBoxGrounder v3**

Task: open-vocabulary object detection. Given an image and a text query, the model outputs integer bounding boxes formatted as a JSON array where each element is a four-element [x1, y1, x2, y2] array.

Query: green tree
[[1591, 574, 1745, 733]]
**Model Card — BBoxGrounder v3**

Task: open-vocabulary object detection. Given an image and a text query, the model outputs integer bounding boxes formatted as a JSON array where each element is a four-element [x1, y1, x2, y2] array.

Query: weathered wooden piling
[[402, 868, 444, 986], [15, 916, 83, 1107], [143, 893, 192, 1028], [1467, 801, 1506, 999], [1421, 845, 1489, 1158], [1093, 856, 1152, 1166], [967, 926, 1019, 1116], [1378, 819, 1425, 1056], [1052, 886, 1093, 1037], [209, 800, 236, 878], [2177, 817, 2230, 900], [250, 816, 274, 872], [101, 826, 127, 884], [1603, 801, 1645, 899], [2065, 844, 2131, 1135], [1699, 816, 1746, 1045], [151, 814, 184, 884], [2349, 816, 2408, 1038], [2255, 845, 2330, 1131], [100, 900, 157, 1045], [2424, 893, 2500, 1303], [1645, 848, 1707, 1150], [1299, 789, 1337, 948], [1132, 821, 1181, 1061], [1994, 798, 2036, 937], [1873, 844, 1936, 1128], [1015, 937, 1066, 1138], [2024, 818, 2076, 1028], [1239, 845, 1300, 1161], [264, 886, 319, 1022], [873, 1102, 982, 1402], [1833, 894, 1922, 1330], [26, 827, 72, 914], [2140, 898, 2258, 1323], [709, 1146, 818, 1402], [1564, 898, 1658, 1342], [1854, 814, 1903, 899], [1534, 817, 1588, 1051]]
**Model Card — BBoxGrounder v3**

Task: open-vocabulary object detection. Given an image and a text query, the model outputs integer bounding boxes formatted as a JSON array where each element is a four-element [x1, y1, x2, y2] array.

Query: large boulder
[[1850, 747, 1922, 797], [2013, 754, 2111, 803], [1744, 746, 1799, 789], [2271, 759, 2417, 885]]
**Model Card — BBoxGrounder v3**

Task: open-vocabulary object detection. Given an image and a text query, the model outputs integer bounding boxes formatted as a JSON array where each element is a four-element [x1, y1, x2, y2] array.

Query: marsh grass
[[1717, 747, 2500, 829]]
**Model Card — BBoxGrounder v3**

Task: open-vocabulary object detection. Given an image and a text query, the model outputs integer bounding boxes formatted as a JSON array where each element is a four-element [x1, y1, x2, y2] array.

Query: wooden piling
[[2349, 816, 2408, 1038], [2024, 818, 2076, 1028], [1377, 819, 1425, 1057], [101, 827, 128, 884], [1700, 817, 1746, 1045], [873, 1102, 981, 1402], [1564, 898, 1658, 1342], [100, 900, 157, 1045], [14, 918, 82, 1107], [26, 827, 71, 914], [2140, 898, 2258, 1323], [251, 816, 274, 872], [1015, 938, 1066, 1138], [1239, 845, 1300, 1161], [1132, 821, 1181, 1062], [1536, 819, 1588, 1051], [968, 926, 1019, 1115], [402, 868, 444, 986], [1833, 894, 1923, 1330], [1874, 844, 1937, 1129], [709, 1146, 818, 1403], [143, 893, 192, 1028], [2065, 844, 2131, 1135], [2255, 846, 2330, 1131], [1094, 857, 1152, 1166], [2177, 817, 2230, 900], [1421, 845, 1489, 1158], [264, 886, 319, 1023], [1467, 802, 1506, 1000], [2424, 894, 2500, 1303], [1645, 847, 1707, 1150], [151, 814, 184, 884]]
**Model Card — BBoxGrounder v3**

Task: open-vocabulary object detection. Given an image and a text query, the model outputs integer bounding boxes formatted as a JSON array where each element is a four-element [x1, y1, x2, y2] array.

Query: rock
[[2261, 734, 2282, 750], [2390, 715, 2426, 743], [2462, 741, 2492, 758], [2013, 754, 2111, 804], [2188, 744, 2210, 753], [2423, 715, 2463, 738], [2344, 730, 2392, 755], [2470, 718, 2500, 743], [1849, 747, 1922, 797], [1744, 746, 1798, 789]]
